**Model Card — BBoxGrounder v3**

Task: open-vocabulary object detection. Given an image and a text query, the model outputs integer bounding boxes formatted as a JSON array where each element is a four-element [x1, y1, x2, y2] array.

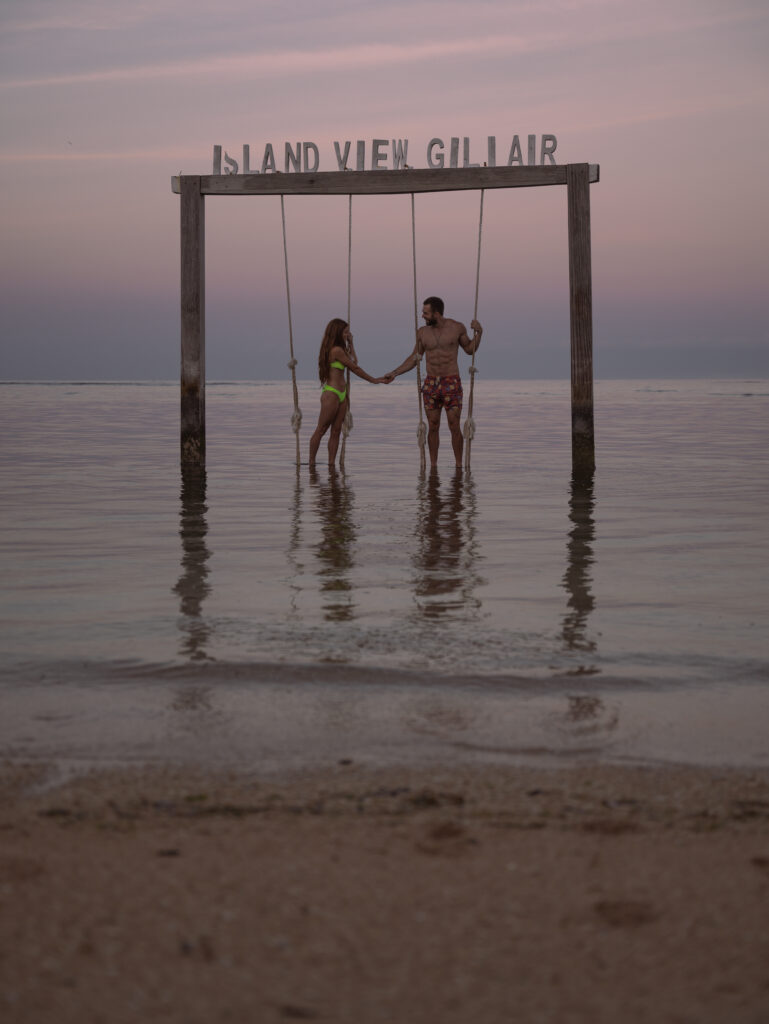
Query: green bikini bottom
[[322, 384, 347, 403]]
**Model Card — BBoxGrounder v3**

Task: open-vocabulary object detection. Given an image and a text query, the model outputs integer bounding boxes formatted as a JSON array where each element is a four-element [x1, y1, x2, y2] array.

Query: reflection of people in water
[[172, 463, 212, 661], [413, 468, 480, 618], [309, 466, 357, 621], [561, 466, 596, 653]]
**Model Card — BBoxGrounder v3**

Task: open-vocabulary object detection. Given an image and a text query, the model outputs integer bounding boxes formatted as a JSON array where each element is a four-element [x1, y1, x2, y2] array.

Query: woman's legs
[[309, 391, 342, 466], [326, 398, 348, 465]]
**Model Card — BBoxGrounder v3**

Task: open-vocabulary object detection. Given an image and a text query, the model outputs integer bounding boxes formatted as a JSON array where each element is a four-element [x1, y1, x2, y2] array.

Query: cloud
[[0, 0, 175, 34], [566, 90, 767, 134], [2, 3, 764, 91], [0, 148, 195, 164], [0, 33, 546, 90]]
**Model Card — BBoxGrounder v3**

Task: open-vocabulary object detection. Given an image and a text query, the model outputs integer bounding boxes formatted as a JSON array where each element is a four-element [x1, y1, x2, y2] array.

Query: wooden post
[[567, 164, 595, 471], [180, 176, 205, 463]]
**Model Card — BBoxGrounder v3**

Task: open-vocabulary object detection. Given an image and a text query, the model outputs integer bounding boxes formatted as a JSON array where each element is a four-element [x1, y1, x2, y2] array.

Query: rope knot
[[463, 416, 476, 441], [290, 408, 303, 433], [342, 409, 354, 438], [287, 358, 298, 370], [416, 421, 427, 446], [468, 364, 479, 375]]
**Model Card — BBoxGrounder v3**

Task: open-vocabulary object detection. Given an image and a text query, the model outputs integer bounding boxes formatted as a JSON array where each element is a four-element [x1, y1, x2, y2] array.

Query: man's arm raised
[[459, 319, 483, 355]]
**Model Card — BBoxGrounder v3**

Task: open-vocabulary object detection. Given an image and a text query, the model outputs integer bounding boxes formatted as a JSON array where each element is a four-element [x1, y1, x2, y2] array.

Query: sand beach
[[2, 758, 769, 1023]]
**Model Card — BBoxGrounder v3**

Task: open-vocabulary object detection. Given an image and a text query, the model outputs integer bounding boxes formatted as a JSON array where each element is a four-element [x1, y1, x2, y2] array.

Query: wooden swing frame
[[173, 163, 600, 470]]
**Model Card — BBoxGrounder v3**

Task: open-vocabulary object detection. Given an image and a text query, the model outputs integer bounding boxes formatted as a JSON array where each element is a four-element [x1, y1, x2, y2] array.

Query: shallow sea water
[[1, 379, 768, 770]]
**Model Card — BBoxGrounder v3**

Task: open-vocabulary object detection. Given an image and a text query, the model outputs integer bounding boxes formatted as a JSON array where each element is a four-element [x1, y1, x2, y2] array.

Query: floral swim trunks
[[421, 374, 463, 413]]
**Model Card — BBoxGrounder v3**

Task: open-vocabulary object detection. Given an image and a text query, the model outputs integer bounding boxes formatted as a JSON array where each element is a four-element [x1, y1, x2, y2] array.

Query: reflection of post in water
[[310, 467, 357, 621], [285, 465, 304, 615], [173, 463, 212, 661], [413, 469, 480, 618], [561, 465, 596, 653]]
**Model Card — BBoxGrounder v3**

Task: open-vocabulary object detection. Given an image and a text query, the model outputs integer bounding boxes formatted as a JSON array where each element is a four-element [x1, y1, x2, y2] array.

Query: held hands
[[382, 372, 395, 384]]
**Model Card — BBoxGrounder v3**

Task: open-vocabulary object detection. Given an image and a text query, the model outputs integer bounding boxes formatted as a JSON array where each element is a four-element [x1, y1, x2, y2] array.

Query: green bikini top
[[330, 360, 345, 370]]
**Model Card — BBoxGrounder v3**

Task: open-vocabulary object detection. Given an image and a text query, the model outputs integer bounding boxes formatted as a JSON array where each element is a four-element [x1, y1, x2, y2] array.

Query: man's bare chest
[[421, 322, 460, 352]]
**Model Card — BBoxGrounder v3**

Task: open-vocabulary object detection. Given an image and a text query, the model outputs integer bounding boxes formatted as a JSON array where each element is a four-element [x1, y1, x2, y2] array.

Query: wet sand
[[2, 759, 769, 1023]]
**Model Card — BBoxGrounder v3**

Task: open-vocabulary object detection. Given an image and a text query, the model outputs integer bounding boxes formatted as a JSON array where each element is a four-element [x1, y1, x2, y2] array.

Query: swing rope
[[340, 194, 353, 468], [410, 193, 427, 474], [280, 195, 302, 467], [280, 189, 481, 473], [463, 188, 484, 472]]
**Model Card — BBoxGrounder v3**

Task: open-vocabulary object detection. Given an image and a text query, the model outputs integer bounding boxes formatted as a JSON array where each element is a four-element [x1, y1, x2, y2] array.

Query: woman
[[309, 318, 384, 468]]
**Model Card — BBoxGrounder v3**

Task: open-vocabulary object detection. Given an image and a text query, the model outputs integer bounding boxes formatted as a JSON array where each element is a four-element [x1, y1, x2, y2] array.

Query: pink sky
[[1, 0, 767, 379]]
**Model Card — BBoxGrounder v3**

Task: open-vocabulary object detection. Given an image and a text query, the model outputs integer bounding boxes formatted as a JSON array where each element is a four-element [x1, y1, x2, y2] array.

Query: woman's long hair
[[318, 318, 348, 384]]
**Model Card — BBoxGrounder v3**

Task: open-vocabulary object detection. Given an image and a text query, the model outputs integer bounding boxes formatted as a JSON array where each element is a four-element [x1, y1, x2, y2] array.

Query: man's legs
[[446, 408, 463, 468], [425, 408, 441, 467]]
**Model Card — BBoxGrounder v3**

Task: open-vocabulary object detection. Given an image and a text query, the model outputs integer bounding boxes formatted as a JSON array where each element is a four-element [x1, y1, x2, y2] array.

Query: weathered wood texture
[[180, 177, 206, 463], [172, 165, 599, 197], [567, 164, 595, 471]]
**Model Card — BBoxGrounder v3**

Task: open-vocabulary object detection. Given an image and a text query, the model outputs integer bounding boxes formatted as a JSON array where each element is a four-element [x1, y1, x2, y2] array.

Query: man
[[385, 296, 483, 469]]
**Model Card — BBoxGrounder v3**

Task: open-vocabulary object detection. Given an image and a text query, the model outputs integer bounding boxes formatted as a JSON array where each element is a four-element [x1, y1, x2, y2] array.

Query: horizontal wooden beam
[[171, 164, 599, 197]]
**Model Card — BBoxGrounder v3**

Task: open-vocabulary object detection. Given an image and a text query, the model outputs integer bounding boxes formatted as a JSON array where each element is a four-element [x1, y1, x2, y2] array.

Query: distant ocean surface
[[1, 379, 768, 771]]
